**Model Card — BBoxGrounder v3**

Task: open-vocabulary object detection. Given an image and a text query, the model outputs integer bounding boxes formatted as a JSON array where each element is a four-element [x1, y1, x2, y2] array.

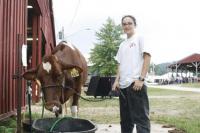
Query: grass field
[[179, 82, 200, 88], [149, 88, 200, 133], [78, 87, 200, 133], [1, 83, 200, 133]]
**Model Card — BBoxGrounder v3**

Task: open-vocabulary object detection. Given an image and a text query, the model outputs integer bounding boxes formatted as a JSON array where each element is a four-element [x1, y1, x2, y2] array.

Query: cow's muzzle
[[45, 100, 62, 115]]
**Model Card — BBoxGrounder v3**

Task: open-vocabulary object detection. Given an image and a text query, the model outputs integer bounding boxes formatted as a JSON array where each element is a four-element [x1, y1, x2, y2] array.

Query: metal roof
[[168, 53, 200, 72], [176, 53, 200, 64]]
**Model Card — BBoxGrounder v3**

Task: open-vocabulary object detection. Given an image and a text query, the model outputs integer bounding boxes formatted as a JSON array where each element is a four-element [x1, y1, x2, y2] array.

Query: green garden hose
[[49, 117, 72, 132]]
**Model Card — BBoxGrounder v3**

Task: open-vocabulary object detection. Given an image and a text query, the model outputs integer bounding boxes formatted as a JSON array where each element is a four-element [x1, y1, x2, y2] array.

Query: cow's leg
[[71, 84, 82, 118], [71, 93, 79, 118], [71, 106, 78, 118], [64, 102, 68, 114], [61, 102, 68, 117], [62, 103, 66, 117], [62, 97, 73, 117]]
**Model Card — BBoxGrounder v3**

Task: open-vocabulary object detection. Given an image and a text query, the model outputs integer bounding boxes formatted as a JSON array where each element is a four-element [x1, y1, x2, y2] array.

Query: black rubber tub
[[32, 117, 97, 133], [22, 119, 34, 132]]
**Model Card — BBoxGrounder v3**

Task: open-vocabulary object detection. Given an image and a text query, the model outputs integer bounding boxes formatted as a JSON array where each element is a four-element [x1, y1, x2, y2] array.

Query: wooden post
[[13, 34, 23, 133]]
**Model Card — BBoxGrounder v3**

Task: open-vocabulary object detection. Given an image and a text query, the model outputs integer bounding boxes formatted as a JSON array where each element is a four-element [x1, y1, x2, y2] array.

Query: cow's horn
[[53, 55, 58, 61], [35, 79, 41, 88]]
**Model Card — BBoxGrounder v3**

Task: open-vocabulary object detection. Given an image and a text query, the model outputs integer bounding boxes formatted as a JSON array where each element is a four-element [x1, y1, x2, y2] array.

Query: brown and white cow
[[22, 41, 87, 117]]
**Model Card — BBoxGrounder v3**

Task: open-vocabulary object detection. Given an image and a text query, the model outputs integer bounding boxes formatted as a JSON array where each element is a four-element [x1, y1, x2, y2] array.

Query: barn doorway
[[27, 0, 46, 103]]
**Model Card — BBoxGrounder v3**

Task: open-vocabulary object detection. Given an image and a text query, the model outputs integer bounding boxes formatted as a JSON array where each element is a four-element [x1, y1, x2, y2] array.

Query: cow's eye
[[59, 72, 63, 76], [57, 73, 64, 79]]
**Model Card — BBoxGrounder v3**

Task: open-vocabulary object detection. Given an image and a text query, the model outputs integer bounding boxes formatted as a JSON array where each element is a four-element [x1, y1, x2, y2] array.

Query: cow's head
[[22, 55, 82, 116]]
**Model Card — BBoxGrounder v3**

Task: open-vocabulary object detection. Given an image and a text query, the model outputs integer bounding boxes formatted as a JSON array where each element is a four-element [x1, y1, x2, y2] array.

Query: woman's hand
[[112, 81, 120, 91], [133, 80, 144, 91]]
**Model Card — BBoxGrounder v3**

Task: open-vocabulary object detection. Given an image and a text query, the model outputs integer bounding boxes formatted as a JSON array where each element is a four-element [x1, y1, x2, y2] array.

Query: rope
[[39, 84, 112, 118], [41, 84, 110, 102], [75, 92, 108, 102], [27, 81, 32, 133], [41, 96, 45, 118]]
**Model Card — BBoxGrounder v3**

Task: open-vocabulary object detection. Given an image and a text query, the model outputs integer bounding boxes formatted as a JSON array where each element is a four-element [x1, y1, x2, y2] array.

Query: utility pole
[[152, 63, 155, 75], [58, 26, 65, 41], [62, 27, 64, 41], [58, 27, 91, 42]]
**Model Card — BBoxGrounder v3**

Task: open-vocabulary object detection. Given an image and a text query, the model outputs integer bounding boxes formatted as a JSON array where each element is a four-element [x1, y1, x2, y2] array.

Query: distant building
[[169, 53, 200, 82]]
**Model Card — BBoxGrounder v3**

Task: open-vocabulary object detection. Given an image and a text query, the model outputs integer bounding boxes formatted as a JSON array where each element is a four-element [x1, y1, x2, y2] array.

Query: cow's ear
[[63, 65, 83, 73], [22, 68, 37, 80], [60, 61, 83, 73]]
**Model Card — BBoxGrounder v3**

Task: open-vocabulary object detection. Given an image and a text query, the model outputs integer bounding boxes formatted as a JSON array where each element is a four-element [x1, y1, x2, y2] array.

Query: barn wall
[[30, 0, 56, 102], [37, 0, 55, 55], [0, 0, 56, 120], [0, 0, 27, 120]]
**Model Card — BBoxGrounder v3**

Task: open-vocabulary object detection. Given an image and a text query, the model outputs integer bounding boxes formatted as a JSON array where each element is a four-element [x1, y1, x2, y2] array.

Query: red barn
[[0, 0, 56, 120]]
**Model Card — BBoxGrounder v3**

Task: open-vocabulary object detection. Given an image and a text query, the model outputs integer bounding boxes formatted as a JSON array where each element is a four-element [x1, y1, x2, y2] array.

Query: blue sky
[[53, 0, 200, 64]]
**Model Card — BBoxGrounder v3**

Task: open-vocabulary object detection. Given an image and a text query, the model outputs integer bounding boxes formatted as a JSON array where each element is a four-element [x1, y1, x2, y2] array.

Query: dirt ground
[[30, 101, 184, 133], [96, 123, 175, 133], [28, 104, 187, 133]]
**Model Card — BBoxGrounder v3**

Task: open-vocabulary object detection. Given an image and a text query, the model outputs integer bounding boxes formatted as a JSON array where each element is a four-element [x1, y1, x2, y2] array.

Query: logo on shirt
[[129, 42, 136, 48]]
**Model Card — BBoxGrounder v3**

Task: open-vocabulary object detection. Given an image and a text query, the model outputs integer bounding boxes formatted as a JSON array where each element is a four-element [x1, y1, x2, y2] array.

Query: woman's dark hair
[[121, 15, 137, 26]]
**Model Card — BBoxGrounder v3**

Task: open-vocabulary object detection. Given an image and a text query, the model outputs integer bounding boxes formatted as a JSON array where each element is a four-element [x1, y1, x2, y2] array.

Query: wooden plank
[[7, 0, 11, 112], [0, 111, 16, 121], [0, 0, 3, 114], [11, 0, 17, 111], [2, 0, 8, 114]]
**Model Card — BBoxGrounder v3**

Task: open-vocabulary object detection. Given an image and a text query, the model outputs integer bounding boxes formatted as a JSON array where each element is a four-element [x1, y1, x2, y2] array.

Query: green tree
[[89, 17, 123, 76], [154, 63, 170, 75]]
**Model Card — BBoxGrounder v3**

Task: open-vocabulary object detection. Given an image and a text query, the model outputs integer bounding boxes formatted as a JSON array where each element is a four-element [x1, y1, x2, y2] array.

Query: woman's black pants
[[119, 83, 150, 133]]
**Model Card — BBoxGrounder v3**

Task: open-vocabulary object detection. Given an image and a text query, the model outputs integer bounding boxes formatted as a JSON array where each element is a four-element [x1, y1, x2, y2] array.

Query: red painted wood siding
[[0, 0, 56, 120], [0, 0, 27, 120], [37, 0, 56, 55]]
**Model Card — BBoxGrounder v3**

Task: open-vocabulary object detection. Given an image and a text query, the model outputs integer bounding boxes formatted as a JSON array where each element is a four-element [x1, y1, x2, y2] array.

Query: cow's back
[[52, 42, 88, 85]]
